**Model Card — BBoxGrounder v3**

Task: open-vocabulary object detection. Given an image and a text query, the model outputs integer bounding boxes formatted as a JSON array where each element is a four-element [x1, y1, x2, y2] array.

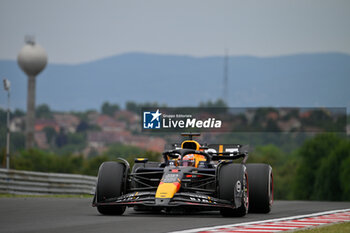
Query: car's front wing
[[93, 191, 235, 209]]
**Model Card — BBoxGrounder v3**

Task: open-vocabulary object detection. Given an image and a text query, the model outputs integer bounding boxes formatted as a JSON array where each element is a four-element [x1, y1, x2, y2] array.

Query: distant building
[[35, 119, 60, 132], [34, 131, 49, 149], [277, 118, 301, 132], [127, 136, 166, 153], [93, 115, 126, 132], [53, 113, 80, 133], [300, 111, 311, 119], [244, 110, 255, 124], [10, 117, 25, 132], [114, 110, 140, 124], [87, 131, 131, 148], [266, 112, 279, 121], [87, 111, 99, 124], [87, 130, 166, 153]]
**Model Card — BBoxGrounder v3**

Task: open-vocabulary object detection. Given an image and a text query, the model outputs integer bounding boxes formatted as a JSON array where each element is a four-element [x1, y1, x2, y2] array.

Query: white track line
[[278, 221, 324, 225], [169, 208, 350, 233], [227, 230, 280, 232], [245, 226, 296, 229]]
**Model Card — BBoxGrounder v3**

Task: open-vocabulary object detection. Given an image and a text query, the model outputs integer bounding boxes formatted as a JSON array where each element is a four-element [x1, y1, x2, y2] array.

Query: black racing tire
[[246, 163, 273, 213], [96, 161, 126, 215], [218, 163, 249, 217]]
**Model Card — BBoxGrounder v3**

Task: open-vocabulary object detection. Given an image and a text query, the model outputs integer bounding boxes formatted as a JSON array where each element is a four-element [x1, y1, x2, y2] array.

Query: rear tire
[[96, 161, 126, 215], [218, 163, 249, 217], [246, 163, 273, 213]]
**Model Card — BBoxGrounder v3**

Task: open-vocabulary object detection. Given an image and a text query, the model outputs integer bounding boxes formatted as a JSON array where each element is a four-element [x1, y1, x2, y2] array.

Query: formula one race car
[[92, 133, 273, 217]]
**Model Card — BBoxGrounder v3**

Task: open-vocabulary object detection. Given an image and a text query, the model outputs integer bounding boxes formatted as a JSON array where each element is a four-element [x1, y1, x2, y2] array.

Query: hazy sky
[[0, 0, 349, 64]]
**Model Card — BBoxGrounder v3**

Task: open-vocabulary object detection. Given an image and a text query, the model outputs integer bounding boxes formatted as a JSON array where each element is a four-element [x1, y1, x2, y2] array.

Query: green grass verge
[[0, 193, 93, 198], [294, 222, 350, 233]]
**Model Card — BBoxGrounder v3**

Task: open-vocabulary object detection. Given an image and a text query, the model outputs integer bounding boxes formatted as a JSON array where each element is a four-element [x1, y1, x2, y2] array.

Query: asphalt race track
[[1, 198, 350, 233]]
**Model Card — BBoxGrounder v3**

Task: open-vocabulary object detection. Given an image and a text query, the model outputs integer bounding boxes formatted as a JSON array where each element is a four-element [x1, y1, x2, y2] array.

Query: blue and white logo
[[143, 109, 162, 129]]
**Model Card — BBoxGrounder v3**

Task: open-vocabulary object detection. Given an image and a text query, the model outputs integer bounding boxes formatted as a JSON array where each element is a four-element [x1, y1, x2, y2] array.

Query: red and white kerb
[[171, 209, 350, 233]]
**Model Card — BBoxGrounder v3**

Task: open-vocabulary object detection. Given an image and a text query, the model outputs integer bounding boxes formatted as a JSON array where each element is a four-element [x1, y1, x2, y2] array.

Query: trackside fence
[[0, 168, 97, 195]]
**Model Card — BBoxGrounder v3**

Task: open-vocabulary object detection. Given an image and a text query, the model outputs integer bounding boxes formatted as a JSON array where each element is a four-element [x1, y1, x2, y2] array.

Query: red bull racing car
[[92, 133, 273, 217]]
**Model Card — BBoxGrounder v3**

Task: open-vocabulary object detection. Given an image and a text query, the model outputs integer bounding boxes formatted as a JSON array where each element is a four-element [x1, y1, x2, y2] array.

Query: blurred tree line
[[0, 144, 160, 176], [0, 109, 25, 152], [249, 133, 350, 201], [293, 134, 350, 201], [1, 133, 349, 201], [1, 100, 349, 201]]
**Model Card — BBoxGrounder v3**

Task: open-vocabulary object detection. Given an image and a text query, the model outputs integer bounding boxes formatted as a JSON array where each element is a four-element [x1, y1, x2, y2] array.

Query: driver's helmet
[[182, 154, 195, 167], [181, 140, 206, 167]]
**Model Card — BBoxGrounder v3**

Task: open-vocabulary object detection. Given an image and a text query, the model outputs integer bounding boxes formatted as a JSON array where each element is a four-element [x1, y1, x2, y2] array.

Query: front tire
[[246, 163, 273, 213], [218, 163, 249, 217], [96, 161, 126, 215]]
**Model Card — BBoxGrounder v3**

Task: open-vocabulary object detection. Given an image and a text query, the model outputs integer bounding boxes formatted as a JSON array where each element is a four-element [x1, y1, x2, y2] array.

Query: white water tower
[[17, 36, 48, 149]]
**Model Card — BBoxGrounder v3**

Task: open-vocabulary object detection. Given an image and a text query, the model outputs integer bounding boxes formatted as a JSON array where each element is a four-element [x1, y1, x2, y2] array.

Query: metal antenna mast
[[223, 49, 229, 104]]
